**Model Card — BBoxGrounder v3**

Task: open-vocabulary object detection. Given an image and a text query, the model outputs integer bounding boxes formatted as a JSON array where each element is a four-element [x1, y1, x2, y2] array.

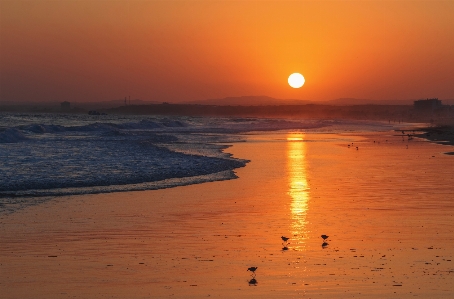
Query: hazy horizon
[[2, 95, 453, 107], [1, 1, 453, 104]]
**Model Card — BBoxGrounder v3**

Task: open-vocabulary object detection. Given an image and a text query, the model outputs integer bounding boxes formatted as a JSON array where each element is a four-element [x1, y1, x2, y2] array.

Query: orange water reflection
[[287, 133, 310, 250]]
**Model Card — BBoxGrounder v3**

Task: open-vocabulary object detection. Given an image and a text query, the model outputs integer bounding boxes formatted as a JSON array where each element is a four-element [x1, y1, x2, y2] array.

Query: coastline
[[0, 114, 391, 202]]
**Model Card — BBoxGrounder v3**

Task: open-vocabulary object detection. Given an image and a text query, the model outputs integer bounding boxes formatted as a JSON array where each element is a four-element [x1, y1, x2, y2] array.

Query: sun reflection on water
[[287, 133, 310, 250]]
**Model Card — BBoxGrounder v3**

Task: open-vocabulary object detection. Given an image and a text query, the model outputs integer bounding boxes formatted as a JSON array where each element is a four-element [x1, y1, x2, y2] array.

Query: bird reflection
[[282, 246, 289, 251], [321, 235, 329, 249], [248, 278, 258, 286]]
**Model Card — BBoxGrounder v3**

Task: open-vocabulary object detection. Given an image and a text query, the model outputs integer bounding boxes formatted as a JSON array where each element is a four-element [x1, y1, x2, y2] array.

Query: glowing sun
[[288, 73, 305, 88]]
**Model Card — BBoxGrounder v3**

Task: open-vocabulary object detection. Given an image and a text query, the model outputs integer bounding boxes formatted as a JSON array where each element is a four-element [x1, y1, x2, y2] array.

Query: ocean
[[0, 113, 402, 213]]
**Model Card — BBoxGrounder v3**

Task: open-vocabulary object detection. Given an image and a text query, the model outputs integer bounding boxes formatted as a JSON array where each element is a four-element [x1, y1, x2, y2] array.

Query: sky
[[1, 0, 454, 104]]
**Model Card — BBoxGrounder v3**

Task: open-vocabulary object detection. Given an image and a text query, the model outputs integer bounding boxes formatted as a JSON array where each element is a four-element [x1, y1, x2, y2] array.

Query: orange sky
[[1, 0, 453, 103]]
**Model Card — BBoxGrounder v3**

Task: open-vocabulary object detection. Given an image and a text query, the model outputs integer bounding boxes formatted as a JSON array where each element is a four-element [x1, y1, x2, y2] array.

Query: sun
[[288, 73, 305, 88]]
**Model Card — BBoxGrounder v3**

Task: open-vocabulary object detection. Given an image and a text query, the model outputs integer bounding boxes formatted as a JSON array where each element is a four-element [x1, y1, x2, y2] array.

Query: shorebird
[[247, 267, 258, 273], [281, 236, 290, 243], [321, 235, 329, 241]]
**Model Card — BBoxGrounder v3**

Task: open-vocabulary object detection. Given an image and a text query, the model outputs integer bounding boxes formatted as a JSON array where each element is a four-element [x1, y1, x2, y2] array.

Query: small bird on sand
[[321, 235, 329, 241], [281, 236, 290, 243], [247, 267, 258, 274]]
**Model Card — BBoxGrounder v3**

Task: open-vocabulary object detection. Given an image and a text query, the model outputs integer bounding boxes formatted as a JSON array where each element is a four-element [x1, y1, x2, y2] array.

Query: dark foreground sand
[[1, 130, 454, 298]]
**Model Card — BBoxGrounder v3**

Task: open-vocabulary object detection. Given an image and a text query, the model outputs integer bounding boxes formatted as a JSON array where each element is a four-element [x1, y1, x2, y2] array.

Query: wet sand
[[1, 130, 454, 298]]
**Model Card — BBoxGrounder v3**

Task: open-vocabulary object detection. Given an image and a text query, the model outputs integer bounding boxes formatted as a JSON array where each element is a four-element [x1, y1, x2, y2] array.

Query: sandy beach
[[1, 130, 454, 298]]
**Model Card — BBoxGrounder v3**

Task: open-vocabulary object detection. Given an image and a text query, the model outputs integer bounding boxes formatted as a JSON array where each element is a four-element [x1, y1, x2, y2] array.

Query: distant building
[[414, 98, 442, 111], [61, 101, 71, 111]]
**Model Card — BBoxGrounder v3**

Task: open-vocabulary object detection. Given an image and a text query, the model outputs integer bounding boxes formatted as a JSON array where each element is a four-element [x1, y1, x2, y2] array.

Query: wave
[[0, 128, 28, 143], [14, 119, 187, 136], [0, 116, 250, 210]]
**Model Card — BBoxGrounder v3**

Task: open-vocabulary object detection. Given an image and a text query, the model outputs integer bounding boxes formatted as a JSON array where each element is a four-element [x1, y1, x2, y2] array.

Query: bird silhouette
[[281, 236, 290, 242], [321, 235, 329, 241]]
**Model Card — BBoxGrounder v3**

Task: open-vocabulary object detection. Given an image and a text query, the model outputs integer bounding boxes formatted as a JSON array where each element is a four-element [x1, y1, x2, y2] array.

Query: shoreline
[[0, 115, 394, 202], [4, 122, 454, 202]]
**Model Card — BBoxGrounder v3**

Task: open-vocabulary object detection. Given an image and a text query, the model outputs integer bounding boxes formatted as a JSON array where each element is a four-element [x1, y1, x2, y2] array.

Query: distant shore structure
[[414, 98, 442, 111], [60, 101, 70, 111]]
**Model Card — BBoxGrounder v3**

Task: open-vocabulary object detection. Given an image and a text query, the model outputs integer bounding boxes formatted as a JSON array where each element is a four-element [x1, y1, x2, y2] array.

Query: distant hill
[[186, 96, 312, 106]]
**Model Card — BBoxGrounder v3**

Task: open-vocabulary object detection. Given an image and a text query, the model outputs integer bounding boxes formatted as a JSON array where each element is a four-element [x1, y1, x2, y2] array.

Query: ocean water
[[0, 113, 404, 213]]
